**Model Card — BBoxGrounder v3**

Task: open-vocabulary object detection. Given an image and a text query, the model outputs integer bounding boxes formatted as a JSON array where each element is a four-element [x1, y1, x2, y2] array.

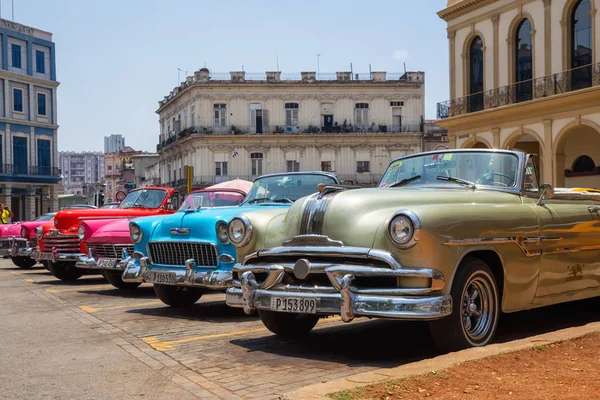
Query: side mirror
[[536, 183, 554, 206]]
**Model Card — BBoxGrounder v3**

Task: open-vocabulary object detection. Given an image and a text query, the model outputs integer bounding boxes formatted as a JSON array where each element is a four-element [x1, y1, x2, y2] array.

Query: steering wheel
[[477, 172, 515, 187]]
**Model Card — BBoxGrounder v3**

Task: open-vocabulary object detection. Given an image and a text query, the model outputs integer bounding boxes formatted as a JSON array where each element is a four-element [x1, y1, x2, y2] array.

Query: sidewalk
[[0, 270, 197, 400]]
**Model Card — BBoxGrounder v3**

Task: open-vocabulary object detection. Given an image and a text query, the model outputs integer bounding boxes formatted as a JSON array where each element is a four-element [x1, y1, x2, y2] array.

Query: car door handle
[[588, 206, 600, 213]]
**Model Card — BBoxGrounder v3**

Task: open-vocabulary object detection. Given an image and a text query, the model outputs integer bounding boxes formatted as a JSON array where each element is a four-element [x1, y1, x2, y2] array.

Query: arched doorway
[[505, 132, 543, 182], [555, 123, 600, 188]]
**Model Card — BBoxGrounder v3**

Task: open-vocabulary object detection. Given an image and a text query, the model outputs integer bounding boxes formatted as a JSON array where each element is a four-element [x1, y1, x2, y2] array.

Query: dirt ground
[[331, 333, 600, 400]]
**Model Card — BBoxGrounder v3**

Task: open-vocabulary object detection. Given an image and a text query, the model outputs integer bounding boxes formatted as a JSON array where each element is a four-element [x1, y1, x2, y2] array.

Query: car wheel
[[104, 270, 141, 291], [11, 256, 37, 269], [258, 310, 319, 338], [429, 257, 499, 352], [153, 284, 202, 307], [47, 261, 84, 281]]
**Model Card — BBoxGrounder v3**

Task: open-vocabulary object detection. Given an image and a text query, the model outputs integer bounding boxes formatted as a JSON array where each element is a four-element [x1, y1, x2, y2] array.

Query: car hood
[[54, 208, 167, 229], [0, 223, 20, 237], [149, 204, 289, 243], [274, 186, 523, 249]]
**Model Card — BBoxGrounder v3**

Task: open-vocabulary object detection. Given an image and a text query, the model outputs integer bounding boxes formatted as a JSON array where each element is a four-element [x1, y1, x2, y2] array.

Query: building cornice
[[438, 0, 495, 21], [0, 70, 59, 87]]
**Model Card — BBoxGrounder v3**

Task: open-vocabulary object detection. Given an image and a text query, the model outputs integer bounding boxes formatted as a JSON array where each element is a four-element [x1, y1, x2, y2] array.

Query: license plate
[[38, 252, 54, 261], [270, 296, 318, 314], [147, 271, 177, 285], [97, 258, 117, 269]]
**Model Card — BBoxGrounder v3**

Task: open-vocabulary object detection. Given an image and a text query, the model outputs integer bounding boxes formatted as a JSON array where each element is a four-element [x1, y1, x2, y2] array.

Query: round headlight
[[228, 216, 252, 247], [216, 222, 229, 244], [35, 226, 44, 240], [21, 226, 28, 239], [389, 215, 415, 246], [130, 223, 143, 244], [77, 226, 86, 240]]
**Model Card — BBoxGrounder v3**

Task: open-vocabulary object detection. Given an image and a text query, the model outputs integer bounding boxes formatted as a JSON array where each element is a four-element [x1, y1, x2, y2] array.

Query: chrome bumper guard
[[122, 256, 231, 290], [225, 245, 452, 322]]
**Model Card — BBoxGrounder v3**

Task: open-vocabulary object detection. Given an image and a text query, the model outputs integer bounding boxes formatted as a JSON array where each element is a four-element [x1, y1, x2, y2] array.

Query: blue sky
[[17, 0, 448, 152]]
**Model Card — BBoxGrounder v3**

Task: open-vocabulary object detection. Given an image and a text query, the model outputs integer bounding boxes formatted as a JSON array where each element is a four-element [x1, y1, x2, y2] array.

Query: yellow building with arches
[[436, 0, 600, 188]]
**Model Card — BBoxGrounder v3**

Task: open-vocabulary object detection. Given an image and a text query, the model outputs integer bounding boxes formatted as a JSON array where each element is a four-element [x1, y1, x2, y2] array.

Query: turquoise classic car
[[121, 172, 340, 307]]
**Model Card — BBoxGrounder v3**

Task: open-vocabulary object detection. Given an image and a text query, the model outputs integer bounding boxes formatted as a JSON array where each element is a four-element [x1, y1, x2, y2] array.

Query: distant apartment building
[[104, 146, 142, 202], [132, 153, 159, 188], [155, 68, 446, 196], [59, 151, 105, 195], [0, 19, 60, 220], [104, 134, 125, 154]]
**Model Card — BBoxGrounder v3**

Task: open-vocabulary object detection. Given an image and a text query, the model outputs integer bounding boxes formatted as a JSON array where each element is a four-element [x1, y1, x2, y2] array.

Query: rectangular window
[[107, 182, 112, 191], [285, 103, 299, 127], [37, 93, 47, 116], [37, 139, 51, 175], [183, 109, 188, 128], [356, 161, 370, 173], [214, 104, 227, 128], [11, 44, 21, 68], [36, 50, 45, 73], [13, 137, 27, 174], [13, 89, 23, 112], [215, 161, 228, 176], [354, 103, 369, 128], [191, 105, 195, 128], [286, 160, 300, 172], [251, 153, 263, 176], [390, 101, 404, 107], [107, 165, 112, 171], [321, 161, 332, 172]]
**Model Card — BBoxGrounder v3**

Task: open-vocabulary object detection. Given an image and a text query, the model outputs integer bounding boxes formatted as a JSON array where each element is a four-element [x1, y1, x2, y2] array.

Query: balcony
[[437, 63, 600, 119], [0, 164, 60, 176], [158, 119, 425, 152]]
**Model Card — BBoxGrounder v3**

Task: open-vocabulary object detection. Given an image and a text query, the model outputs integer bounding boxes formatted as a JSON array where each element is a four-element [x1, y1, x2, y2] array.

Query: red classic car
[[36, 186, 177, 281], [76, 186, 250, 290], [0, 213, 56, 268]]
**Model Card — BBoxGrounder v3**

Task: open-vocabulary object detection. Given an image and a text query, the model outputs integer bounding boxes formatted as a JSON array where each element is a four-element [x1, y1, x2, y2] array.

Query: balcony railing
[[163, 173, 382, 188], [158, 119, 425, 151], [0, 164, 60, 176], [437, 63, 600, 119]]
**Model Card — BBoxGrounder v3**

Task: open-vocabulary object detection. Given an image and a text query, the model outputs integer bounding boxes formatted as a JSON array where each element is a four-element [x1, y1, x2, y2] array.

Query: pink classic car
[[0, 213, 56, 268], [76, 185, 251, 290]]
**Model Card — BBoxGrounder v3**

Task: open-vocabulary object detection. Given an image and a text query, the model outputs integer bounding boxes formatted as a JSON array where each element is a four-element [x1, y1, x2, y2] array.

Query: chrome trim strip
[[441, 236, 564, 257], [170, 227, 190, 235], [282, 235, 344, 247], [299, 190, 341, 235]]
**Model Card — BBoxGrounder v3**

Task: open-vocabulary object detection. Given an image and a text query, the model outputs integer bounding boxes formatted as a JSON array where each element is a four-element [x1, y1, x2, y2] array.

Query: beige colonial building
[[437, 0, 600, 188], [155, 69, 442, 195]]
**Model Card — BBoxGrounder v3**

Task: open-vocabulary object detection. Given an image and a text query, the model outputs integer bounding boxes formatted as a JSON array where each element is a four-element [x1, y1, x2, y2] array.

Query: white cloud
[[392, 49, 410, 61]]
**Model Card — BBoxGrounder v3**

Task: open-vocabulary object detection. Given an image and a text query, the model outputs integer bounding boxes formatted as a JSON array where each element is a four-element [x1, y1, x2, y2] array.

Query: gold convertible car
[[224, 149, 600, 351]]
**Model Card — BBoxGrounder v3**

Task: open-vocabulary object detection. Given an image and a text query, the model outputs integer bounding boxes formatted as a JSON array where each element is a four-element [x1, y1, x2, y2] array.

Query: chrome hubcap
[[461, 275, 496, 342]]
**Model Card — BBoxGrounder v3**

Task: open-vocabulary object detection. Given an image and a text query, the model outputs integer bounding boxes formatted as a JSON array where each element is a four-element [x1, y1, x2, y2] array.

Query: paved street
[[1, 259, 599, 400]]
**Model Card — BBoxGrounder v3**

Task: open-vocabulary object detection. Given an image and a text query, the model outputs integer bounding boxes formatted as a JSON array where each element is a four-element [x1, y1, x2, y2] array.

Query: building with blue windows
[[0, 19, 59, 221]]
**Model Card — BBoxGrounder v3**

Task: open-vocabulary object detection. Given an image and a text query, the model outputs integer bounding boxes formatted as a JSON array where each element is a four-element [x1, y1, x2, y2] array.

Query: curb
[[282, 320, 600, 400]]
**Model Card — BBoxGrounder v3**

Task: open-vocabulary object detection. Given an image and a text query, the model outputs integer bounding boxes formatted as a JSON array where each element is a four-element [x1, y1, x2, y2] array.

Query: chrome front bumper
[[0, 238, 34, 257], [225, 245, 452, 322], [36, 250, 85, 263], [122, 256, 232, 290]]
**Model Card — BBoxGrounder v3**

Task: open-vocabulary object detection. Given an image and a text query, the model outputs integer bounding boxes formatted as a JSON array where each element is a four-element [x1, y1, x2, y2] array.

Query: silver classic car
[[225, 149, 600, 351]]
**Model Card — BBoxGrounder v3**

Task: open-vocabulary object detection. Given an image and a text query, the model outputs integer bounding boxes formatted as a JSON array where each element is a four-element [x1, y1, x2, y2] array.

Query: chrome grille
[[40, 234, 80, 253], [88, 244, 134, 259], [0, 239, 11, 249], [148, 242, 218, 266]]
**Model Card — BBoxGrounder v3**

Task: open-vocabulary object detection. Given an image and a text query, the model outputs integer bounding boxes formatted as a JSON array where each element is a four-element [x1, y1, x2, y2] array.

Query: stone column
[[25, 187, 36, 220], [542, 119, 554, 185], [48, 185, 58, 212], [1, 184, 11, 222]]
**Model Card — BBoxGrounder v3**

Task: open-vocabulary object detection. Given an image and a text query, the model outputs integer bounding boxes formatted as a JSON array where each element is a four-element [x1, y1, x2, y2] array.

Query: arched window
[[515, 19, 533, 102], [469, 36, 484, 112], [571, 0, 592, 90], [572, 155, 596, 173]]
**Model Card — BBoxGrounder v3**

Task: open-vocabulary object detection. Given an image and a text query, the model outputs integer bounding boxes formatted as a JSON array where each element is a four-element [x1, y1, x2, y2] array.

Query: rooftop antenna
[[276, 54, 279, 71], [404, 62, 407, 75], [369, 63, 372, 80], [177, 68, 184, 84], [350, 62, 353, 80], [12, 0, 14, 21]]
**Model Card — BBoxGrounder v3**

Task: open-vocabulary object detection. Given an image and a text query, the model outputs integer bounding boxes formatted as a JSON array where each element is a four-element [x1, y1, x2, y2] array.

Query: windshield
[[179, 190, 246, 211], [243, 173, 338, 205], [120, 189, 168, 209], [379, 151, 520, 189], [35, 213, 55, 221]]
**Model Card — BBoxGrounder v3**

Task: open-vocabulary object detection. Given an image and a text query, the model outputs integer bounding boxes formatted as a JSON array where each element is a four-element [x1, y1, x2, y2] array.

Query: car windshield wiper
[[271, 198, 294, 204], [245, 198, 269, 205], [437, 175, 476, 189], [388, 175, 422, 188]]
